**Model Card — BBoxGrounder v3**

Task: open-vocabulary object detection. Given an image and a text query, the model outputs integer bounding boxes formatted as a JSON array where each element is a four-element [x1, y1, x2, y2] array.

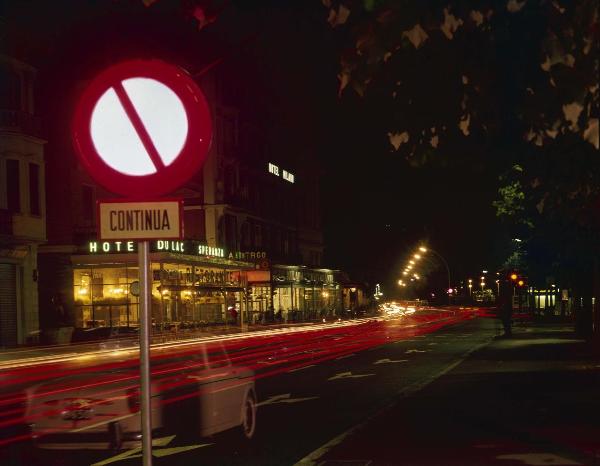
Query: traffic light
[[508, 271, 527, 287]]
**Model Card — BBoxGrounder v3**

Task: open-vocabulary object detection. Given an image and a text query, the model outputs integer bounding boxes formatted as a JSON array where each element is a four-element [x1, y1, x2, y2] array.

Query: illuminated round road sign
[[72, 59, 212, 197]]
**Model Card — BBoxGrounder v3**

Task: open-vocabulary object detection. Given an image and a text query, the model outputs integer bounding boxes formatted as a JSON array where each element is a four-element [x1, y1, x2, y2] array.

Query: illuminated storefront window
[[73, 264, 139, 328], [73, 259, 248, 329]]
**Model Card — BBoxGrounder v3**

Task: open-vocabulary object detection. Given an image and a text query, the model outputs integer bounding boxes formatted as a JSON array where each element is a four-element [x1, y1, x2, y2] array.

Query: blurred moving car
[[379, 301, 418, 317], [25, 341, 257, 450]]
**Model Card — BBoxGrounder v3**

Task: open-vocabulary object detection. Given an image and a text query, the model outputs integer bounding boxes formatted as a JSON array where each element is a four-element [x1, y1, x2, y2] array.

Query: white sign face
[[98, 200, 182, 240], [90, 78, 189, 176], [72, 60, 212, 197]]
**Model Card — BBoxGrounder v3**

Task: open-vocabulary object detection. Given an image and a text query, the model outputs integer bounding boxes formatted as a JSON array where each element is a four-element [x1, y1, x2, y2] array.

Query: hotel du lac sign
[[84, 240, 268, 263]]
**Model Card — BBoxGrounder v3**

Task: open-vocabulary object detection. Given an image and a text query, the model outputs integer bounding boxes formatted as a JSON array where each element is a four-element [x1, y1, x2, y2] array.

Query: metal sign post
[[72, 60, 212, 466], [138, 240, 153, 466]]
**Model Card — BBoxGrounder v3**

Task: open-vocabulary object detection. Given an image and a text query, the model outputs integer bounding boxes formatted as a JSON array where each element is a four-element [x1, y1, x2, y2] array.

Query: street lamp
[[419, 246, 451, 303]]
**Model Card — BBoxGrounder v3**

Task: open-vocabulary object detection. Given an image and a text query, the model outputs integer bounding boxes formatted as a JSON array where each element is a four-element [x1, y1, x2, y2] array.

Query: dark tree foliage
[[324, 0, 599, 287]]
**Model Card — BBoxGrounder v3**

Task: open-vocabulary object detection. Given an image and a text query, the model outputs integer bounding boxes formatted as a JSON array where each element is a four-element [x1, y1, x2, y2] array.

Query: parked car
[[25, 341, 256, 450]]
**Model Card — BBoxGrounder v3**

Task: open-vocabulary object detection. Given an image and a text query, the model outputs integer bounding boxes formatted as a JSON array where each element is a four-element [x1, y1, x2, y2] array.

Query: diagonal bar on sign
[[113, 81, 166, 171]]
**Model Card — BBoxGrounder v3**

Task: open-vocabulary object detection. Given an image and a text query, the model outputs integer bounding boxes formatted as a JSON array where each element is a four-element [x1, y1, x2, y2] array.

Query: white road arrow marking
[[257, 393, 319, 407], [91, 435, 211, 465], [405, 349, 428, 354], [374, 358, 409, 365], [328, 371, 376, 381], [153, 445, 210, 457]]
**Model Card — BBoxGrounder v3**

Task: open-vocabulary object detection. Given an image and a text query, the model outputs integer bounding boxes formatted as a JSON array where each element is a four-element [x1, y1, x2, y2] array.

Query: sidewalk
[[315, 319, 600, 466]]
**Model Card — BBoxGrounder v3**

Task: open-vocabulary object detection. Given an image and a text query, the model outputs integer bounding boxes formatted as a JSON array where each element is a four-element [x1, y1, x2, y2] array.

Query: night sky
[[2, 0, 508, 296]]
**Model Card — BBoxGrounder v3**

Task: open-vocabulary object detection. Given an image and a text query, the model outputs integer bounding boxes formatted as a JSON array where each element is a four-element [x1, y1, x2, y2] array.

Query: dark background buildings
[[2, 0, 597, 330], [1, 1, 500, 292]]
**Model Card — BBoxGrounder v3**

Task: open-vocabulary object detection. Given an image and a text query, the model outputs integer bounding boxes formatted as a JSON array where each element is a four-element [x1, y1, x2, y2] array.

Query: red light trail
[[0, 308, 479, 449]]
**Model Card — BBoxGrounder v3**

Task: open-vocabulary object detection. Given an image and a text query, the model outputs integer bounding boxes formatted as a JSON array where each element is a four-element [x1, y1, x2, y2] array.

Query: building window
[[218, 214, 238, 251], [6, 159, 20, 213], [241, 222, 250, 250], [282, 231, 289, 255], [254, 223, 262, 249], [29, 163, 40, 215], [217, 114, 238, 156], [224, 165, 236, 199], [0, 67, 21, 111], [81, 185, 95, 226]]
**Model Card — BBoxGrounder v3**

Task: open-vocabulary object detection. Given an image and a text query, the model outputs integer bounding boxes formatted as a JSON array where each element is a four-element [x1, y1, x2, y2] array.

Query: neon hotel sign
[[268, 162, 294, 183], [88, 240, 225, 258]]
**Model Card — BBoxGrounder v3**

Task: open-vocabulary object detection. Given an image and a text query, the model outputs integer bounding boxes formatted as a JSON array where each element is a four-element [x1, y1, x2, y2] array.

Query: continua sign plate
[[98, 199, 183, 241]]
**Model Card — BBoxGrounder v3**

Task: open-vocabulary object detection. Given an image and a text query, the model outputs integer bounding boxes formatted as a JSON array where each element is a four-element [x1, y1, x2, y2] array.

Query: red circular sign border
[[72, 59, 212, 198]]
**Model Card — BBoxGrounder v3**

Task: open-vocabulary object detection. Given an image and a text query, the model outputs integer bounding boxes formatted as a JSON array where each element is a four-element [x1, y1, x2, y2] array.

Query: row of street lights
[[467, 271, 503, 296], [398, 246, 452, 302]]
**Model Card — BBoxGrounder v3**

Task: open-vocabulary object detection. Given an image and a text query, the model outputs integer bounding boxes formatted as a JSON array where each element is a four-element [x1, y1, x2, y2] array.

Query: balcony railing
[[0, 109, 43, 138], [0, 209, 13, 235]]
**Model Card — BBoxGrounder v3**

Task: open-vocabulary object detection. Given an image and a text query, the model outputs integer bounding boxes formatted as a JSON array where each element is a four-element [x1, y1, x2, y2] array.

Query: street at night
[[1, 1, 599, 465], [2, 309, 599, 465]]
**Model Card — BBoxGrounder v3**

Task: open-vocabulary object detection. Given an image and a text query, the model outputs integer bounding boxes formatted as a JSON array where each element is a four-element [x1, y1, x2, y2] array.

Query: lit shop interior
[[72, 258, 250, 329], [247, 266, 341, 322]]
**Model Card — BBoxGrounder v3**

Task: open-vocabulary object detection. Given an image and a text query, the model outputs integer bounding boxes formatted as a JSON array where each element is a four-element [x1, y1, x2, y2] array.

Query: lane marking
[[328, 371, 375, 381], [495, 453, 582, 465], [335, 354, 355, 360], [91, 435, 211, 465], [405, 349, 427, 354], [257, 393, 320, 407], [373, 358, 408, 365], [294, 336, 495, 465], [288, 364, 316, 373]]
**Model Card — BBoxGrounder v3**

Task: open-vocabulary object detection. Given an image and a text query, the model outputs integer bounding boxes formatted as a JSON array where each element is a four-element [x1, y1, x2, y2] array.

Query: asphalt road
[[9, 311, 499, 466]]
